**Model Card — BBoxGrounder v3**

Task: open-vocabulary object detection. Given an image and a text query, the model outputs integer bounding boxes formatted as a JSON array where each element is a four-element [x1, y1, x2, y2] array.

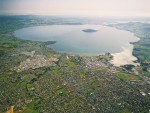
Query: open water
[[14, 25, 139, 56]]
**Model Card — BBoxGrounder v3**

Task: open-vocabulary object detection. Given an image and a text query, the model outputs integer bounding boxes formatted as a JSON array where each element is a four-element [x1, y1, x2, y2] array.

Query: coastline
[[14, 24, 141, 67], [110, 42, 140, 67]]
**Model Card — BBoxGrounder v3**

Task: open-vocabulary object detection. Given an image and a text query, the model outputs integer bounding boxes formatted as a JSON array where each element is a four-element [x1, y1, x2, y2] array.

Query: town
[[0, 15, 150, 113], [1, 43, 150, 112]]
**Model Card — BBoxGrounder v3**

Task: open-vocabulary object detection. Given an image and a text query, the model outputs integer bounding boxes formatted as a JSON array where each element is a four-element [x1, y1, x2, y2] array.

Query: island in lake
[[82, 29, 98, 32]]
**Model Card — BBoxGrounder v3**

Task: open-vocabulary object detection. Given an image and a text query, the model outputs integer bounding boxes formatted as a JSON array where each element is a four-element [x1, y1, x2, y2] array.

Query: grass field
[[79, 74, 85, 77], [27, 83, 36, 90], [87, 86, 102, 92], [51, 66, 64, 75], [133, 44, 150, 61], [51, 66, 60, 70], [22, 99, 43, 113], [23, 75, 30, 79], [139, 71, 150, 76], [56, 86, 67, 95], [49, 53, 54, 57], [87, 88, 94, 92], [116, 109, 130, 113], [21, 81, 27, 87], [49, 79, 53, 82], [139, 109, 149, 113], [114, 72, 139, 81], [53, 69, 64, 75], [0, 38, 18, 56], [94, 86, 102, 90], [67, 61, 75, 67], [0, 71, 15, 80]]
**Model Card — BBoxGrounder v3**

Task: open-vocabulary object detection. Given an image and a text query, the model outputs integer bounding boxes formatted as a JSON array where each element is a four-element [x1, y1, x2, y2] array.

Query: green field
[[23, 75, 30, 79], [139, 71, 150, 76], [51, 66, 64, 75], [21, 81, 27, 87], [0, 38, 18, 56], [133, 44, 150, 61], [27, 83, 36, 90], [87, 86, 102, 92], [139, 109, 149, 113], [49, 53, 54, 57], [67, 61, 75, 66], [56, 86, 67, 95], [116, 109, 130, 113], [87, 88, 94, 92], [94, 86, 102, 90], [0, 38, 18, 48], [53, 69, 64, 75], [49, 79, 53, 82], [22, 99, 43, 113], [51, 66, 60, 70], [0, 71, 15, 80], [114, 73, 139, 81], [79, 74, 85, 77]]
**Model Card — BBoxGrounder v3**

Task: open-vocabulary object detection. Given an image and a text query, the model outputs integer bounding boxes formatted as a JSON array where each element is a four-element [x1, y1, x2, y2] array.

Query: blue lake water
[[14, 25, 139, 56]]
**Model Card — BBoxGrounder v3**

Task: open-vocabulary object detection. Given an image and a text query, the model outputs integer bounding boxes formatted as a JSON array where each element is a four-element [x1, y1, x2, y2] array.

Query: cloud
[[0, 0, 150, 16]]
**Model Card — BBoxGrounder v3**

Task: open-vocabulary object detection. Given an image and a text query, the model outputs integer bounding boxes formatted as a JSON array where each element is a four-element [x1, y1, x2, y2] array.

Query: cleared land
[[114, 72, 139, 81], [67, 61, 75, 66]]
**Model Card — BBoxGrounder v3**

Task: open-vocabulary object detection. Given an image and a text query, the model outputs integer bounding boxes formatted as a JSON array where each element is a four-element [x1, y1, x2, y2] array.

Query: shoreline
[[14, 24, 141, 67], [110, 42, 140, 67]]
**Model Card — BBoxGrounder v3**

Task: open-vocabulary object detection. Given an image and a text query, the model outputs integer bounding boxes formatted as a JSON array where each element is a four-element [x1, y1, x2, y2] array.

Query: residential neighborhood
[[0, 15, 150, 113]]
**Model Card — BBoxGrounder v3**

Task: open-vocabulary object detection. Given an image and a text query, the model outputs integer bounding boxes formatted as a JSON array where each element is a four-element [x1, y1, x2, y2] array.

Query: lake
[[14, 25, 139, 56]]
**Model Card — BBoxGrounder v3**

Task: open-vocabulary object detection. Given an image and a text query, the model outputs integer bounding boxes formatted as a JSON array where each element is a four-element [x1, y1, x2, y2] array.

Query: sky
[[0, 0, 150, 17]]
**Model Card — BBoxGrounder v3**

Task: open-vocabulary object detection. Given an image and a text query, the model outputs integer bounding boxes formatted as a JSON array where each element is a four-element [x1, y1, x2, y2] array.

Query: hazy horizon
[[0, 0, 150, 17]]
